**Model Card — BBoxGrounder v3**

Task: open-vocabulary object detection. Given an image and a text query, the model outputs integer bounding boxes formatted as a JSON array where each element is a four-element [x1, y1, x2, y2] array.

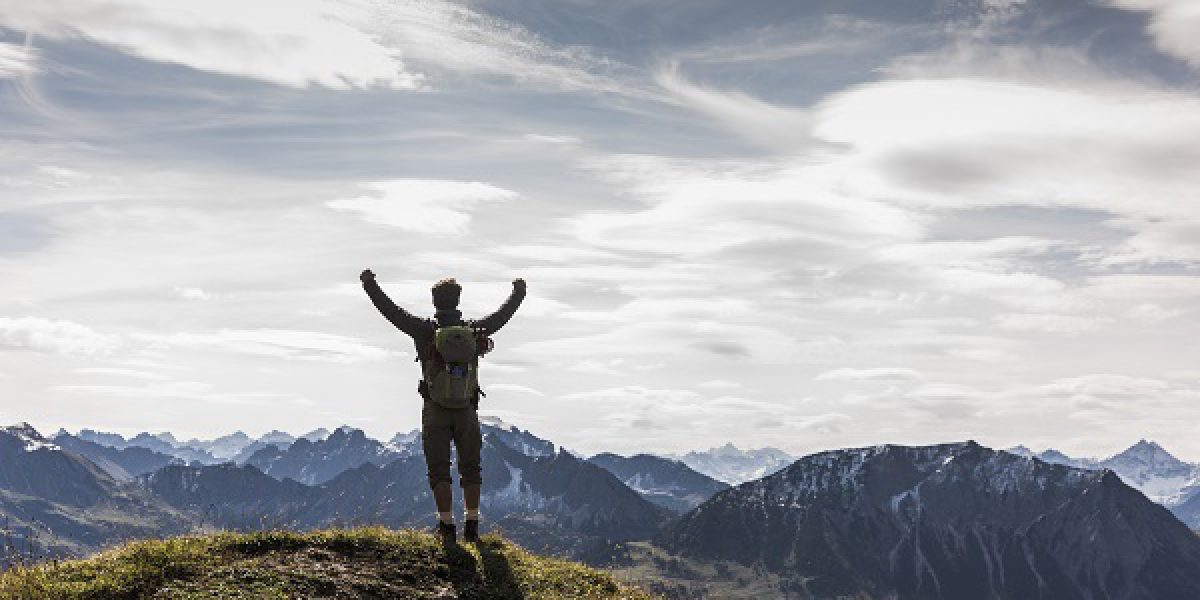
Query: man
[[360, 269, 525, 544]]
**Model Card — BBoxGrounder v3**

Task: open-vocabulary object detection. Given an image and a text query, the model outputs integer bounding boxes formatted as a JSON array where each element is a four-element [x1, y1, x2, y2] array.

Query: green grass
[[0, 527, 654, 599]]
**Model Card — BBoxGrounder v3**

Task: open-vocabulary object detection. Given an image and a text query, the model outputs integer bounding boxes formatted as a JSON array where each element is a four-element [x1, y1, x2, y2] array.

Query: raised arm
[[473, 278, 526, 334], [360, 269, 425, 337]]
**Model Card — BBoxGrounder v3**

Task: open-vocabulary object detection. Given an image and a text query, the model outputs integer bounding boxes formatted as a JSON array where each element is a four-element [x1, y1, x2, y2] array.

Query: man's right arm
[[360, 269, 424, 337]]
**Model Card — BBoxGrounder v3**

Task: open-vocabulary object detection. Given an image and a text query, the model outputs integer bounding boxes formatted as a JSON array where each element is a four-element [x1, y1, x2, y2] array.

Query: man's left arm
[[473, 278, 526, 334]]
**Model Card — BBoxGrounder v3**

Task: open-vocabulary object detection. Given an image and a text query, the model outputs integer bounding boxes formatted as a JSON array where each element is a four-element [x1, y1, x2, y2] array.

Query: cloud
[[995, 313, 1107, 334], [1041, 374, 1171, 400], [672, 16, 893, 65], [1081, 275, 1200, 302], [811, 75, 1200, 267], [572, 154, 924, 256], [0, 0, 424, 90], [74, 367, 167, 380], [522, 133, 581, 145], [140, 329, 394, 363], [816, 367, 921, 382], [780, 412, 852, 433], [52, 380, 294, 405], [697, 379, 742, 389], [366, 0, 636, 95], [327, 180, 517, 235], [0, 316, 120, 355], [563, 385, 701, 406], [172, 287, 214, 301], [0, 41, 35, 78], [485, 383, 544, 397], [655, 63, 813, 149], [1110, 0, 1200, 68], [815, 77, 1200, 212], [1101, 218, 1200, 265]]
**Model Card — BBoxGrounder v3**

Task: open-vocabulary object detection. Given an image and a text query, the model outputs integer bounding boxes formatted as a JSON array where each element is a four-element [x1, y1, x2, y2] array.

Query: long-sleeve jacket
[[362, 278, 525, 382]]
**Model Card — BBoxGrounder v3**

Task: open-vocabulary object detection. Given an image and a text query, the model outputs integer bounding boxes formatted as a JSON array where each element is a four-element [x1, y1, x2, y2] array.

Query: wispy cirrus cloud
[[571, 153, 924, 256], [73, 367, 167, 380], [0, 316, 119, 355], [139, 329, 394, 363], [0, 41, 35, 78], [0, 0, 424, 89], [327, 180, 517, 235], [654, 63, 813, 149], [368, 0, 638, 95], [816, 367, 922, 382], [52, 380, 295, 405]]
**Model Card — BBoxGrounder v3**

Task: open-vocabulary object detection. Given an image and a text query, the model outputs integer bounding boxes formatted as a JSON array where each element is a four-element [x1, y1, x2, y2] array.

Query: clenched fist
[[360, 269, 376, 283]]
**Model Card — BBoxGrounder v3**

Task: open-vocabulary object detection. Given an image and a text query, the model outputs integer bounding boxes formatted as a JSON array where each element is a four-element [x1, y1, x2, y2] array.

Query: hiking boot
[[463, 519, 480, 543], [436, 521, 456, 546]]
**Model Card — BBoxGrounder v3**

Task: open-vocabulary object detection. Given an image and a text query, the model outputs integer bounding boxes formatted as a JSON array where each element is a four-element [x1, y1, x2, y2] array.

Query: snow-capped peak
[[1015, 440, 1199, 507], [1110, 439, 1184, 468], [2, 423, 60, 453]]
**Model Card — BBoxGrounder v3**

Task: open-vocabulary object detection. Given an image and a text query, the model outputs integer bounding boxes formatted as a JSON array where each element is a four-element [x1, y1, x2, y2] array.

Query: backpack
[[424, 324, 483, 409]]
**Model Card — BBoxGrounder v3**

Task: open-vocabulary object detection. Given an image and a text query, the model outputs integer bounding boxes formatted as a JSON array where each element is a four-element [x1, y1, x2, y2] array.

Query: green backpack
[[425, 325, 480, 409]]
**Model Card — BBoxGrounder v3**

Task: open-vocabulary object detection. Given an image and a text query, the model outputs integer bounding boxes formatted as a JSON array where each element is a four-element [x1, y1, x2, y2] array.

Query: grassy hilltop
[[0, 527, 653, 599]]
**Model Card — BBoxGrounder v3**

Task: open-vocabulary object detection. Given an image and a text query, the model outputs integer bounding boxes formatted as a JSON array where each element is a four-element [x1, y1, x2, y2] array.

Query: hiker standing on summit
[[360, 270, 526, 544]]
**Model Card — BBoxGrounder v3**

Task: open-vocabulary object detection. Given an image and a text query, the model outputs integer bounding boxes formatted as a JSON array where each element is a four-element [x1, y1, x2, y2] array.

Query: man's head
[[431, 278, 462, 310]]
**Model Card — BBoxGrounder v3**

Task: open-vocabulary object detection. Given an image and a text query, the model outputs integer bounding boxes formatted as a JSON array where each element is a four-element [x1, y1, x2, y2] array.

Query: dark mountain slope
[[140, 462, 314, 529], [658, 441, 1200, 600], [588, 452, 729, 513], [0, 424, 189, 562]]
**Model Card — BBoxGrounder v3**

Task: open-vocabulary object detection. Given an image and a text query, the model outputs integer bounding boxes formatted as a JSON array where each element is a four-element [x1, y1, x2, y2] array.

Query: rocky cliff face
[[659, 441, 1200, 600]]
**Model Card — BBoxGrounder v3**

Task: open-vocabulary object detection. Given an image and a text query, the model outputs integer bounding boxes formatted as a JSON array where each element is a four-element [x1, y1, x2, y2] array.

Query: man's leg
[[422, 402, 456, 543], [433, 481, 454, 513], [452, 407, 484, 542], [464, 483, 480, 512]]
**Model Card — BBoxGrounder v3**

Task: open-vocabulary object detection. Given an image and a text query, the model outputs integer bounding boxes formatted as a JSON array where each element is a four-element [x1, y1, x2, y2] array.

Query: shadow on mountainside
[[462, 537, 525, 599]]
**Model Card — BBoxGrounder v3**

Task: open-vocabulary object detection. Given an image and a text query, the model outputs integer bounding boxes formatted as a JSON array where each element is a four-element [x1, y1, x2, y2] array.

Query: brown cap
[[431, 278, 461, 310]]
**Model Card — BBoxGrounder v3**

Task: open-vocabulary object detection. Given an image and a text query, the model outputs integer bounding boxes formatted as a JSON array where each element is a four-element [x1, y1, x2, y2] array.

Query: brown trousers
[[421, 400, 482, 489]]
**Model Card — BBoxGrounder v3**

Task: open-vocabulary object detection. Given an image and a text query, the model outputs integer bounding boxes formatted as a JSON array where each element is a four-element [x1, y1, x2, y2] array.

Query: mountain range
[[7, 421, 1200, 598], [1007, 440, 1200, 527], [242, 426, 405, 485], [0, 424, 190, 565], [673, 443, 795, 485], [138, 424, 670, 559]]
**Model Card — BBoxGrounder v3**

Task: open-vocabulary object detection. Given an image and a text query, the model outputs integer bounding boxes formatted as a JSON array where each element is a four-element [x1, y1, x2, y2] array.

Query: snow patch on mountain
[[3, 423, 60, 453]]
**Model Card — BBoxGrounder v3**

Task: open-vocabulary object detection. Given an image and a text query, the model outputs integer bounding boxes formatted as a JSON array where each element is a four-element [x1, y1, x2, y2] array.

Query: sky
[[1, 0, 1199, 460]]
